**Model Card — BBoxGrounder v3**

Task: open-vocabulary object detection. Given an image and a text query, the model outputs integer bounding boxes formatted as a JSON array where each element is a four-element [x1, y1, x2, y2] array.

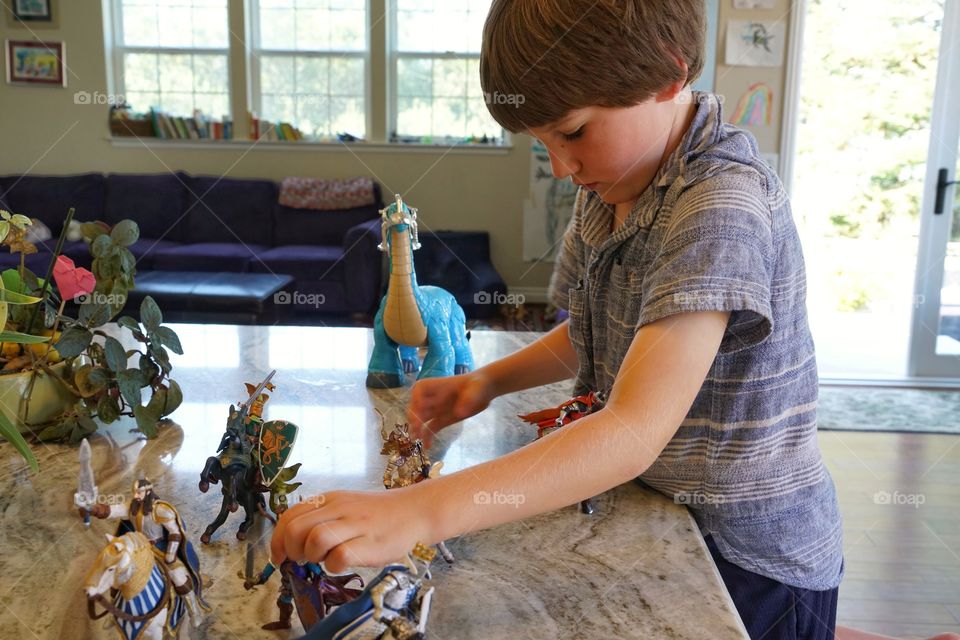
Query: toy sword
[[240, 369, 276, 414], [74, 438, 98, 526]]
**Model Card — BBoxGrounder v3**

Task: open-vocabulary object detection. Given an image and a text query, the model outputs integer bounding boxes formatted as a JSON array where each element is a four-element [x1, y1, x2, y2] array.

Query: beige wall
[[0, 1, 791, 298]]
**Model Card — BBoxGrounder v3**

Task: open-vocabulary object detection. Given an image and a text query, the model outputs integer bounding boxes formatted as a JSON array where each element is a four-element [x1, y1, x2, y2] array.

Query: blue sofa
[[0, 172, 508, 320]]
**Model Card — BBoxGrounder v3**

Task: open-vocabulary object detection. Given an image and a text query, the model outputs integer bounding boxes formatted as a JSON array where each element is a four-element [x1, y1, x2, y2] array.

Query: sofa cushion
[[126, 239, 182, 270], [151, 242, 268, 272], [105, 173, 189, 241], [273, 203, 380, 247], [247, 245, 345, 281], [186, 176, 276, 245], [0, 173, 106, 230]]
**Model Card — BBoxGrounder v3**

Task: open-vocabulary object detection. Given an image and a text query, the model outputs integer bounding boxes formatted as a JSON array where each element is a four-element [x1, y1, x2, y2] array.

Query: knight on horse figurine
[[79, 478, 209, 628], [198, 370, 300, 542]]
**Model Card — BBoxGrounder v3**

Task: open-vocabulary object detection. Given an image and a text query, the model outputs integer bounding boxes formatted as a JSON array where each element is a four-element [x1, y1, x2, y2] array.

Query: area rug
[[817, 386, 960, 434]]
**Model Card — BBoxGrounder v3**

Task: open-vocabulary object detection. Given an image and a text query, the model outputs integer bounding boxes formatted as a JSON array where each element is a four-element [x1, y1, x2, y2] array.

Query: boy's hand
[[407, 370, 496, 447], [271, 488, 432, 573]]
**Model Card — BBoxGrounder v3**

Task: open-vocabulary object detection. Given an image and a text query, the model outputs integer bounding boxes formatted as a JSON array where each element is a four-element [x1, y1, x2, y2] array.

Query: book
[[149, 108, 165, 139]]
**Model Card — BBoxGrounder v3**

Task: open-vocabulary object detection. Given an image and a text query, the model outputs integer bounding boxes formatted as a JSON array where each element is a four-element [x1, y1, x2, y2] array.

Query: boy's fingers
[[280, 502, 339, 561], [271, 499, 322, 558], [302, 519, 363, 566]]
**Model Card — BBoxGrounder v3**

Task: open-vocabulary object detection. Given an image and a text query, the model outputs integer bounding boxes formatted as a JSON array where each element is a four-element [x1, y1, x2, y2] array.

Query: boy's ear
[[655, 58, 690, 103]]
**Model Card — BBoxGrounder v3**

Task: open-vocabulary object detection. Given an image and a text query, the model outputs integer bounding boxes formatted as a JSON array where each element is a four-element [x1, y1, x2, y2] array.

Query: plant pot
[[0, 360, 80, 433]]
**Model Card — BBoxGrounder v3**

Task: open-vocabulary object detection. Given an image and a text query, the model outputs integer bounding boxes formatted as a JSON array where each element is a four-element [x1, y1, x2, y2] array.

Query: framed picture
[[12, 0, 52, 21], [5, 40, 66, 87]]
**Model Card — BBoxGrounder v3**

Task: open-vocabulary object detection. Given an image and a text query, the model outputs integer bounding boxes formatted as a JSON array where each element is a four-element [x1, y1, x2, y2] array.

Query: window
[[112, 0, 231, 119], [391, 0, 501, 143], [251, 0, 368, 139]]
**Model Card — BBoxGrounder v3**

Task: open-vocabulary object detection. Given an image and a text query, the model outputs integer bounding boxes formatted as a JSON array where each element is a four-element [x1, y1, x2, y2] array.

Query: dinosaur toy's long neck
[[383, 226, 428, 346]]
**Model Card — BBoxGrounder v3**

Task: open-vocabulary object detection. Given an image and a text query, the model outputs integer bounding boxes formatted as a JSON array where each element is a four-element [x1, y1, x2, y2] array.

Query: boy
[[273, 1, 844, 638]]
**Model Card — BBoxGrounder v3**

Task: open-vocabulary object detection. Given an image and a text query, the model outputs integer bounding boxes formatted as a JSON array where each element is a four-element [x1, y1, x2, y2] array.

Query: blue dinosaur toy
[[366, 194, 474, 389]]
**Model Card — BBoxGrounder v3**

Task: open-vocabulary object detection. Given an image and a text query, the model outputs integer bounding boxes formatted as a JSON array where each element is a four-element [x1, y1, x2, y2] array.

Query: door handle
[[935, 167, 957, 215]]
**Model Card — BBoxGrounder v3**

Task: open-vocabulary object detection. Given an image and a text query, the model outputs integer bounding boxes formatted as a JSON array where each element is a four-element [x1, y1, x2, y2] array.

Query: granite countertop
[[0, 325, 747, 639]]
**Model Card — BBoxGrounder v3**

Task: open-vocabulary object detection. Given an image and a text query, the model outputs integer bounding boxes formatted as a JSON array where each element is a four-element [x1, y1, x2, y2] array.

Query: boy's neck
[[611, 92, 698, 233]]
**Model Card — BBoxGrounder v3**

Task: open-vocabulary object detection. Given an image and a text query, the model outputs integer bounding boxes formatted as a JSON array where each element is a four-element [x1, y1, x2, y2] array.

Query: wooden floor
[[819, 430, 960, 639]]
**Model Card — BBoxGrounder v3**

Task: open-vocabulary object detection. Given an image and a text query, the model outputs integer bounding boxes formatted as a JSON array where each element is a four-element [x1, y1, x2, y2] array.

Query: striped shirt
[[548, 92, 843, 590]]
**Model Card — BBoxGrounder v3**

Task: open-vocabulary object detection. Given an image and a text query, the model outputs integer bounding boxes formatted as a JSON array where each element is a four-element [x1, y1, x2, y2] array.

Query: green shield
[[258, 419, 299, 485]]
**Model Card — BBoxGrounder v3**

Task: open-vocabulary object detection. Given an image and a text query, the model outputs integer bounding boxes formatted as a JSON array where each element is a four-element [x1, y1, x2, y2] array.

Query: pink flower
[[53, 255, 96, 302]]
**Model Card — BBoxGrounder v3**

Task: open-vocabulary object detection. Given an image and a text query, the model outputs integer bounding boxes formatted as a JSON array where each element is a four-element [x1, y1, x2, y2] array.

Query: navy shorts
[[705, 535, 839, 640]]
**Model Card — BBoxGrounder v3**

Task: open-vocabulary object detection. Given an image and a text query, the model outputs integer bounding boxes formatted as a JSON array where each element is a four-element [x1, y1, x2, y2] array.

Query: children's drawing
[[725, 19, 785, 67], [730, 82, 773, 126]]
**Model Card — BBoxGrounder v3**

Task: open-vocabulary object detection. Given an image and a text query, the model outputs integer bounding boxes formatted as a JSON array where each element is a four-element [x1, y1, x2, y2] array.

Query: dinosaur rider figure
[[88, 478, 206, 626]]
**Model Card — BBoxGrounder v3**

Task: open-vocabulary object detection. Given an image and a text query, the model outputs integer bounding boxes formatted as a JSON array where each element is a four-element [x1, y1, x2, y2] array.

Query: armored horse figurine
[[366, 194, 474, 388], [198, 370, 300, 541]]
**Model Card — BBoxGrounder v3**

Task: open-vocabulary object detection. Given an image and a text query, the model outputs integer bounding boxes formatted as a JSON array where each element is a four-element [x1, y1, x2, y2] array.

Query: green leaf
[[134, 405, 160, 438], [73, 413, 98, 442], [0, 410, 38, 472], [110, 220, 140, 247], [0, 221, 9, 243], [146, 386, 167, 416], [37, 420, 72, 442], [140, 296, 162, 332], [1, 269, 22, 293], [119, 249, 136, 275], [0, 288, 42, 304], [117, 315, 140, 332], [10, 214, 31, 229], [153, 345, 171, 374], [55, 325, 93, 358], [96, 394, 121, 423], [163, 379, 183, 416], [79, 300, 111, 328], [138, 353, 159, 385], [117, 368, 143, 407], [155, 326, 183, 355], [103, 336, 127, 372], [0, 330, 49, 344], [91, 234, 112, 259]]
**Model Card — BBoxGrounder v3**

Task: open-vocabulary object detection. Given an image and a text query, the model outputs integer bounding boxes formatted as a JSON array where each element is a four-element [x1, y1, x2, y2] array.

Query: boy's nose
[[548, 149, 580, 180]]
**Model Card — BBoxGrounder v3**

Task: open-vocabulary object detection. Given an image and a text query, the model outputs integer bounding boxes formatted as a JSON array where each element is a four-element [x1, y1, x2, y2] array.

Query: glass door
[[909, 0, 960, 378], [793, 0, 947, 380]]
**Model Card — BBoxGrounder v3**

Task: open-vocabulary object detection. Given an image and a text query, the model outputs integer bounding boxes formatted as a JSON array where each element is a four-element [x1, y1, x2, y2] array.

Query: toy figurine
[[298, 543, 437, 640], [198, 370, 301, 541], [244, 556, 364, 631], [242, 497, 364, 631], [366, 194, 474, 388], [378, 412, 454, 564], [380, 420, 442, 489], [76, 476, 210, 629], [85, 531, 193, 640], [519, 391, 605, 514]]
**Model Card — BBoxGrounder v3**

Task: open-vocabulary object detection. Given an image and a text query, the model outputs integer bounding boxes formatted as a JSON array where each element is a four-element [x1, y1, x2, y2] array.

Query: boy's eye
[[562, 126, 584, 141]]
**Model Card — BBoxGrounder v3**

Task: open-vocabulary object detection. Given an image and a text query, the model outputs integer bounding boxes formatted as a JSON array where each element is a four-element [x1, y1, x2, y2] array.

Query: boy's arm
[[274, 310, 728, 570], [480, 319, 579, 396], [424, 310, 729, 541]]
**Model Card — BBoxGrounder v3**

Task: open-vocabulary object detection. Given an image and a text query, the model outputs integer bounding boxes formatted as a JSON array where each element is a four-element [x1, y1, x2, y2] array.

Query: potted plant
[[0, 208, 184, 471]]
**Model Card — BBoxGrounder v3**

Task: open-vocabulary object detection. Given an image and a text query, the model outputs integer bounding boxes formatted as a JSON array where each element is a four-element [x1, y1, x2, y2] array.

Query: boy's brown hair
[[480, 0, 705, 132]]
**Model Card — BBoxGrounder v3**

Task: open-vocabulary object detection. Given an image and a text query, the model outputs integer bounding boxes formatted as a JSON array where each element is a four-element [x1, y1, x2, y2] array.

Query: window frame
[[247, 0, 372, 140], [387, 1, 503, 144], [108, 0, 233, 120]]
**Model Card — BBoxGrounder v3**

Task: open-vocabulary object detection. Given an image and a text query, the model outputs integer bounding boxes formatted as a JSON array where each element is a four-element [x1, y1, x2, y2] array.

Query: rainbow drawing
[[730, 82, 773, 126]]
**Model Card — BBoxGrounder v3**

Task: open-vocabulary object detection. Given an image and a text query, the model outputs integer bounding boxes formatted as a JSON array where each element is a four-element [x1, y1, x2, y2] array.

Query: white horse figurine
[[84, 531, 188, 640]]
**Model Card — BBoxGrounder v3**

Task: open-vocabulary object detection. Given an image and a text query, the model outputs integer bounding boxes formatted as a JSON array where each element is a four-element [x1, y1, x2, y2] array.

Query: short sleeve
[[547, 190, 589, 311], [638, 170, 774, 353]]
